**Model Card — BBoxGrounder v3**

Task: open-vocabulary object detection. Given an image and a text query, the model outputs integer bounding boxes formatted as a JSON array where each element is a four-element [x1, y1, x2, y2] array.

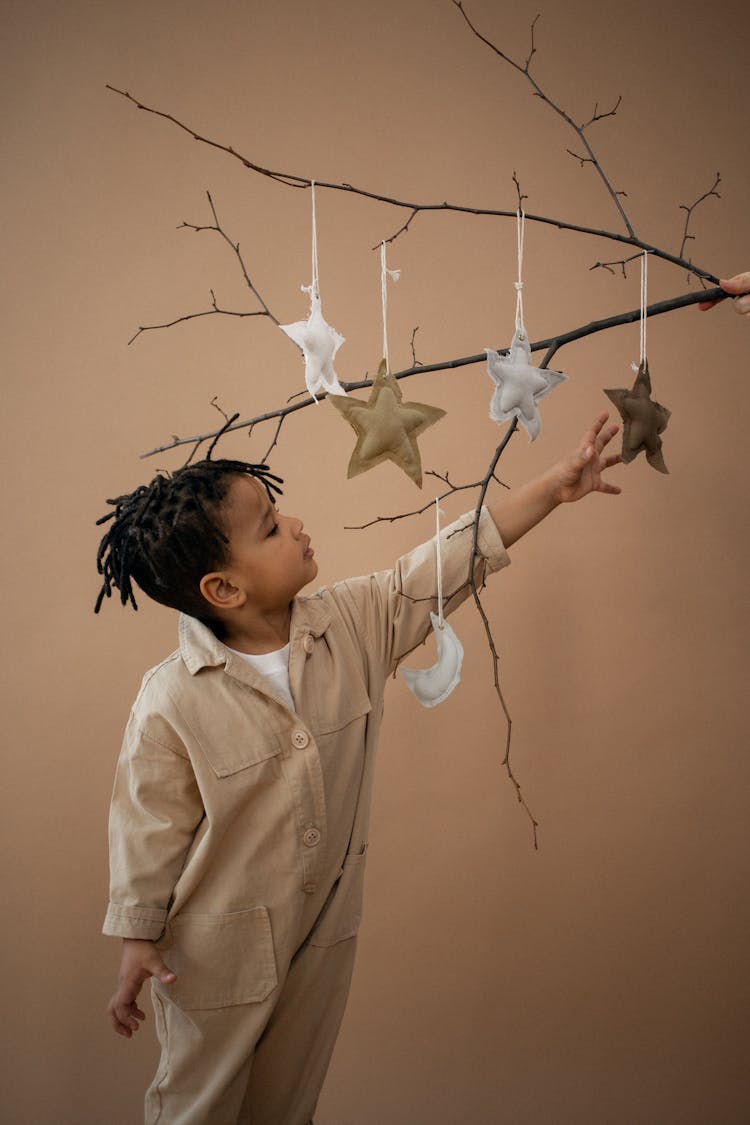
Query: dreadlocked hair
[[94, 459, 284, 617]]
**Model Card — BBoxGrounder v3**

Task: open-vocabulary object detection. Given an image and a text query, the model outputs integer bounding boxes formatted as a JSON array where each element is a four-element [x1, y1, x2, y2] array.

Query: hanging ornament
[[486, 208, 566, 440], [279, 181, 347, 401], [400, 502, 464, 708], [604, 252, 671, 473], [329, 243, 445, 487]]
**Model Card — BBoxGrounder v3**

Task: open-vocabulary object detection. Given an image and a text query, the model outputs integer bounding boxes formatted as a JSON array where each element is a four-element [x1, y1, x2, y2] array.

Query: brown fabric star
[[329, 359, 446, 487], [604, 359, 671, 474]]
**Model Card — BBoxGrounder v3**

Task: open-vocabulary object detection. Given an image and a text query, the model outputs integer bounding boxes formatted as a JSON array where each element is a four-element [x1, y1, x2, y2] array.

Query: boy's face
[[217, 474, 318, 612]]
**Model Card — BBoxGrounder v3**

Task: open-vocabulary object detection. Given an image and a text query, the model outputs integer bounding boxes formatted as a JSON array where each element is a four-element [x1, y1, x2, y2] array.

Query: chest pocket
[[309, 678, 372, 739], [179, 671, 287, 779], [301, 634, 373, 738]]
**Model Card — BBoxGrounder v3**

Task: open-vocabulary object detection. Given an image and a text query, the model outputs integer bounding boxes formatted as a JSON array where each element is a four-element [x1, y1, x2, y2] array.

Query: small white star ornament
[[280, 289, 347, 400], [486, 328, 567, 440]]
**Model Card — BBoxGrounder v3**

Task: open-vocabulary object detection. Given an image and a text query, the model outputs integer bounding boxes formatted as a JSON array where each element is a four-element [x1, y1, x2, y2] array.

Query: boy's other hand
[[698, 271, 750, 317], [552, 412, 622, 504], [108, 938, 177, 1038]]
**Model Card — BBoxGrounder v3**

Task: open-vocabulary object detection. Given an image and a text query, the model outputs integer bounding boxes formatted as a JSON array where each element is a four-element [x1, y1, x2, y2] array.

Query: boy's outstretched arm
[[108, 938, 177, 1038], [487, 412, 622, 550]]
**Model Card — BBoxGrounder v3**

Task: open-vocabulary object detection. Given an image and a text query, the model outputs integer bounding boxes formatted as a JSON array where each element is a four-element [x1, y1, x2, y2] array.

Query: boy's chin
[[298, 562, 319, 590]]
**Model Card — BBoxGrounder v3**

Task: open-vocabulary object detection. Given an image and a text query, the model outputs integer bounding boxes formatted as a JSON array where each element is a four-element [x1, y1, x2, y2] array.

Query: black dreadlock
[[94, 459, 284, 617]]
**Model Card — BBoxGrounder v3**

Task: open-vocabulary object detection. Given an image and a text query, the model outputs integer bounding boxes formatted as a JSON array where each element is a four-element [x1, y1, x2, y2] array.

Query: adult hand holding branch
[[699, 271, 750, 317]]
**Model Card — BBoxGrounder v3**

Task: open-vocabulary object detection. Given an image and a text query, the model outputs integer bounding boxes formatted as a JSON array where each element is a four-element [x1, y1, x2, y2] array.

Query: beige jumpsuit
[[103, 508, 510, 1124]]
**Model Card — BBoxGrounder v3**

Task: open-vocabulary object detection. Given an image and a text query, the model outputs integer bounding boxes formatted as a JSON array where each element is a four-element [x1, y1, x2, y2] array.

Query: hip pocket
[[155, 906, 278, 1010], [309, 850, 367, 948]]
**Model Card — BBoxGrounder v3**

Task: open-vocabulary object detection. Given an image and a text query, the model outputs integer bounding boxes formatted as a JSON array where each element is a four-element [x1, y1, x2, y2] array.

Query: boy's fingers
[[151, 960, 177, 984]]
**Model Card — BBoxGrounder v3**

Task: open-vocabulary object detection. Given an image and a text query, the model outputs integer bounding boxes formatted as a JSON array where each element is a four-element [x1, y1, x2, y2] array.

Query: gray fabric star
[[486, 328, 567, 440]]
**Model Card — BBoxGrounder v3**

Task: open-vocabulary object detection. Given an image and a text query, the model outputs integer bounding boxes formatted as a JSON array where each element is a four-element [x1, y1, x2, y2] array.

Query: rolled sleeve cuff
[[476, 505, 511, 574], [102, 903, 168, 941]]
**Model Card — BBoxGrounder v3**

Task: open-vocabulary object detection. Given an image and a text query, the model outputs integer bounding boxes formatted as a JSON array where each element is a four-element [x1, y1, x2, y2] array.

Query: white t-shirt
[[226, 642, 295, 712]]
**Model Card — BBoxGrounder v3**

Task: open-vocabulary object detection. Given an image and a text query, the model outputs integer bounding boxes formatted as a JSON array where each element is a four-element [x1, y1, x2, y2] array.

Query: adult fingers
[[719, 271, 750, 294]]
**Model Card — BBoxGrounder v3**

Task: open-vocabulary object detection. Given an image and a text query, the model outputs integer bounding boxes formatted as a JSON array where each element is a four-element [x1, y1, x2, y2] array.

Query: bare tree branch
[[581, 95, 622, 130], [128, 289, 269, 345], [451, 2, 635, 238], [139, 285, 725, 459], [128, 191, 280, 344], [512, 171, 528, 213], [343, 471, 507, 530], [678, 172, 722, 275], [589, 253, 641, 278], [410, 326, 422, 368], [105, 85, 719, 279]]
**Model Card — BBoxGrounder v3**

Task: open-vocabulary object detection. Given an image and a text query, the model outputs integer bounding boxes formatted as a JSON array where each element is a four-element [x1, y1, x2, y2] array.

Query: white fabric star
[[280, 290, 346, 400], [486, 328, 567, 440]]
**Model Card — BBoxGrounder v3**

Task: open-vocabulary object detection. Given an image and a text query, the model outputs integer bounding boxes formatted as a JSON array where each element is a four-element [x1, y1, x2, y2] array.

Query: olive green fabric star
[[329, 359, 446, 487], [604, 359, 671, 474]]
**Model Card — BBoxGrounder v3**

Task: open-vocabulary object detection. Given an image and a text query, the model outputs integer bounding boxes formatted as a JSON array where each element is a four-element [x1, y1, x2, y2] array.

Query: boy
[[99, 412, 621, 1125]]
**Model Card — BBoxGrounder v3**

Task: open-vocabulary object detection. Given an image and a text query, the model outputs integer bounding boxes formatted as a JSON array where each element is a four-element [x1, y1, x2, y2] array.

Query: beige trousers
[[145, 936, 357, 1125]]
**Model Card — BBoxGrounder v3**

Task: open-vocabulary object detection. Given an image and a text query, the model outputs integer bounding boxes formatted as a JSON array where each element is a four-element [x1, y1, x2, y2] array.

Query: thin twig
[[128, 290, 268, 345], [185, 191, 280, 326], [678, 172, 721, 269], [512, 171, 528, 212], [589, 253, 642, 278], [451, 2, 634, 238], [410, 326, 422, 368], [461, 417, 539, 848], [345, 475, 489, 530]]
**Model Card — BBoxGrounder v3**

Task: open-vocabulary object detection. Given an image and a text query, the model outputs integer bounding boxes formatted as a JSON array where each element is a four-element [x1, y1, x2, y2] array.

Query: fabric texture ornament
[[486, 209, 565, 439], [400, 502, 464, 707], [278, 181, 347, 401], [279, 290, 346, 400], [604, 359, 671, 473], [486, 331, 567, 440], [329, 360, 445, 487], [401, 612, 464, 708]]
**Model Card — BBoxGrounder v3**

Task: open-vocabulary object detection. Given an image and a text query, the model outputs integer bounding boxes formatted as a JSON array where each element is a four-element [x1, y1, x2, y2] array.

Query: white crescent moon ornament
[[400, 611, 464, 708]]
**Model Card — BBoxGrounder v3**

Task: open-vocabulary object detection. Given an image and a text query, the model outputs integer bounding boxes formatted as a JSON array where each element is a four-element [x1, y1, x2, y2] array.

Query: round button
[[303, 634, 314, 655], [302, 827, 321, 848], [292, 730, 309, 749]]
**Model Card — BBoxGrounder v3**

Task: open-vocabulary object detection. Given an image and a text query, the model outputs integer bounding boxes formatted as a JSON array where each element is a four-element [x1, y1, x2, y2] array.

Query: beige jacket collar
[[178, 595, 333, 676]]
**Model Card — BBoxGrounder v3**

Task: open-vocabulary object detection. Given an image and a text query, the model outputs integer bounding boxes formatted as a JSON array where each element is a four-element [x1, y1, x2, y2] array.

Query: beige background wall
[[2, 1, 748, 1122]]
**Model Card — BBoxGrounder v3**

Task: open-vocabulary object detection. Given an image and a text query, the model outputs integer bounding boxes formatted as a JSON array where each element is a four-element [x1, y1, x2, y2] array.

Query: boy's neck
[[214, 603, 293, 655]]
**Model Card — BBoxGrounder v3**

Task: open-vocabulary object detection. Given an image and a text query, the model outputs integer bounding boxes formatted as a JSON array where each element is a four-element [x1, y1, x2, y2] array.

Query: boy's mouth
[[303, 537, 314, 560]]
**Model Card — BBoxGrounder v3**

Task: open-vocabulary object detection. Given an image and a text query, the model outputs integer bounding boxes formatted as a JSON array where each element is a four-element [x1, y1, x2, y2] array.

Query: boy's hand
[[550, 412, 622, 504], [108, 938, 177, 1038], [698, 271, 750, 317], [487, 412, 621, 549]]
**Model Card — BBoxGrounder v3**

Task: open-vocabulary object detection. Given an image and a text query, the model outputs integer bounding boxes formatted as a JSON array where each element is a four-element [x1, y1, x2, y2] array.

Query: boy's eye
[[267, 522, 278, 536]]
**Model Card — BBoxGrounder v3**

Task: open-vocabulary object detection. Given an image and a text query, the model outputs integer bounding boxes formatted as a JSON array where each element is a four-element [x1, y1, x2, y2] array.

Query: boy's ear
[[199, 571, 247, 611]]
